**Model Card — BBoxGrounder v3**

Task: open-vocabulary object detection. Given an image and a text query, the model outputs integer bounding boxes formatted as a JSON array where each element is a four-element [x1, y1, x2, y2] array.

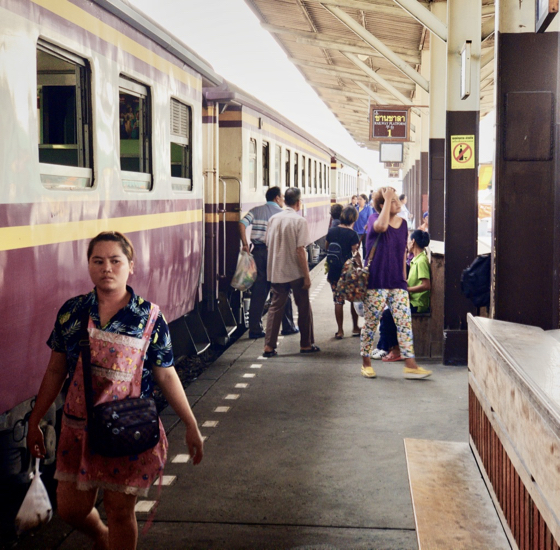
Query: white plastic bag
[[15, 458, 53, 534], [353, 301, 365, 317], [231, 251, 257, 291]]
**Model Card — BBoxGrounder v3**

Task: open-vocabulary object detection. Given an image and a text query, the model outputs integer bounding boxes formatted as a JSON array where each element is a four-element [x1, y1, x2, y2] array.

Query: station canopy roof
[[245, 0, 495, 152]]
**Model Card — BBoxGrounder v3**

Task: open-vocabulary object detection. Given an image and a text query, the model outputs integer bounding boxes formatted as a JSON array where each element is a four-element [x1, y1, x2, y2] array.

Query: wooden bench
[[404, 438, 510, 549]]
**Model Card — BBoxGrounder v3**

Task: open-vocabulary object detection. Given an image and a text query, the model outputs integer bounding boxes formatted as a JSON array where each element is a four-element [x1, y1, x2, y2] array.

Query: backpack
[[460, 254, 491, 308], [326, 241, 344, 283]]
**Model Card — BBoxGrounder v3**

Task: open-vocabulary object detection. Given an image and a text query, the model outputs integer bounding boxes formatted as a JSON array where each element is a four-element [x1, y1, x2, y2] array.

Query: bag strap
[[365, 232, 382, 267], [79, 309, 96, 422]]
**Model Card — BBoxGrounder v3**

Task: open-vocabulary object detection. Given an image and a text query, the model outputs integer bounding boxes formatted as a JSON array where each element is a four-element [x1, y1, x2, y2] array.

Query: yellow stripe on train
[[0, 210, 202, 252], [31, 0, 201, 91]]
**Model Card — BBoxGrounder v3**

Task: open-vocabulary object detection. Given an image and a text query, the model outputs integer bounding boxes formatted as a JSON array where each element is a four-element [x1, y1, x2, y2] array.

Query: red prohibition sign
[[453, 142, 472, 163]]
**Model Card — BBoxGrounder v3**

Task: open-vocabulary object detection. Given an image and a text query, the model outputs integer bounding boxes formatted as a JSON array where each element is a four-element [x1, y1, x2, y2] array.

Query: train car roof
[[93, 0, 223, 86], [204, 81, 336, 157]]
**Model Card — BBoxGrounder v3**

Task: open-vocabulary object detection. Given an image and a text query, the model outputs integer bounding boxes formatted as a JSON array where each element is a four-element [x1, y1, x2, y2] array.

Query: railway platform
[[15, 263, 470, 550]]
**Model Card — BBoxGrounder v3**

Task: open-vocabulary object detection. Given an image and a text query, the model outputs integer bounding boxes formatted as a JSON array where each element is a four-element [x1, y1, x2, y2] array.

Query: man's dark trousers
[[249, 244, 296, 334]]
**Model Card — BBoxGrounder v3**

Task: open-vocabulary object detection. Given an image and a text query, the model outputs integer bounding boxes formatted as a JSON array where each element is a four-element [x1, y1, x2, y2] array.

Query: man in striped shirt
[[239, 187, 298, 339]]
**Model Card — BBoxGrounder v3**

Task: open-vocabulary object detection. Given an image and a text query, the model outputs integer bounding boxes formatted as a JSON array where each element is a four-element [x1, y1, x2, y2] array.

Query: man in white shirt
[[263, 188, 319, 357], [397, 193, 414, 228]]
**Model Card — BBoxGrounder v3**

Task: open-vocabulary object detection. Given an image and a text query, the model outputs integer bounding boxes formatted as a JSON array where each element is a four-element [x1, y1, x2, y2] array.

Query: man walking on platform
[[263, 188, 319, 357], [239, 187, 299, 339]]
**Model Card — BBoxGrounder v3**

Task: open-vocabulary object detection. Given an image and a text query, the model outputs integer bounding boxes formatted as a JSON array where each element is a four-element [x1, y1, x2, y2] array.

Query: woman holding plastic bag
[[26, 231, 204, 550]]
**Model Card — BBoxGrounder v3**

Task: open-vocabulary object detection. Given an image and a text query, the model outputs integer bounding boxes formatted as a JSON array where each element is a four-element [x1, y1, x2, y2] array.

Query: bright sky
[[129, 0, 494, 184], [129, 0, 390, 184]]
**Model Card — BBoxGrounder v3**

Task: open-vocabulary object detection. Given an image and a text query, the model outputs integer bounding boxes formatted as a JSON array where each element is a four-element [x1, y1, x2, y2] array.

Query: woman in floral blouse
[[27, 231, 203, 550]]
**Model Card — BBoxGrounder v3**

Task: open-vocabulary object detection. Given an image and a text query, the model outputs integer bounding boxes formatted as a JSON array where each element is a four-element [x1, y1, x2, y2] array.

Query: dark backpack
[[326, 241, 344, 283], [461, 254, 491, 308]]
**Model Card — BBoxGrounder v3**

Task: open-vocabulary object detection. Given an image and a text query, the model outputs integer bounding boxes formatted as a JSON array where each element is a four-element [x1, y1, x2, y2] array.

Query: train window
[[285, 149, 290, 186], [262, 141, 270, 187], [301, 156, 306, 191], [37, 41, 92, 189], [314, 160, 317, 193], [275, 145, 281, 186], [170, 98, 192, 192], [294, 153, 299, 187], [249, 138, 257, 190], [324, 164, 328, 193], [308, 158, 312, 190], [319, 162, 322, 192], [119, 76, 151, 190]]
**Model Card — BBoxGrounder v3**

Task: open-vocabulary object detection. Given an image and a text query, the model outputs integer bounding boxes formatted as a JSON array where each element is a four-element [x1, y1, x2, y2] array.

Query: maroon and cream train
[[0, 0, 369, 479]]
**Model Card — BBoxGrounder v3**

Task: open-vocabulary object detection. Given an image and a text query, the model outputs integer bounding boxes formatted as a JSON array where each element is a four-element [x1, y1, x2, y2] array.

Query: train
[[0, 0, 371, 484]]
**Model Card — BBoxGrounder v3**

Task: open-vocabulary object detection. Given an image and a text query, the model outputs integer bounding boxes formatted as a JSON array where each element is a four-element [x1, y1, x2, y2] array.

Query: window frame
[[262, 140, 270, 188], [248, 137, 257, 190], [170, 97, 193, 192]]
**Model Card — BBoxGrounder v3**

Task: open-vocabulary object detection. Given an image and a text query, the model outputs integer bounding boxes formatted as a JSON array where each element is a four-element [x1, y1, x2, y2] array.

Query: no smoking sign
[[451, 135, 475, 169]]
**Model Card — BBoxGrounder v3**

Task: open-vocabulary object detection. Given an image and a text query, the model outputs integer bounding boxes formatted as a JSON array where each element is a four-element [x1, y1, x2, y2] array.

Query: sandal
[[382, 351, 403, 362], [300, 345, 321, 353], [263, 349, 278, 358], [334, 333, 344, 340]]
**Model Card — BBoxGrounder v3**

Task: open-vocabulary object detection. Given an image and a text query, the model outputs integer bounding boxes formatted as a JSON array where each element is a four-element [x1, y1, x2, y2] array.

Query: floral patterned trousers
[[360, 288, 415, 359]]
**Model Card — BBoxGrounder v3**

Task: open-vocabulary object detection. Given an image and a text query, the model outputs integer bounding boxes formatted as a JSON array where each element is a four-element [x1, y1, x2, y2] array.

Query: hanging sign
[[450, 135, 475, 169], [536, 0, 558, 33], [370, 106, 411, 142], [384, 162, 401, 169]]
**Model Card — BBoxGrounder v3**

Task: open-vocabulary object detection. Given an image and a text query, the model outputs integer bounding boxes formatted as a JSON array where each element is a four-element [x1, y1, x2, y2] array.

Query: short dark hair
[[330, 203, 343, 219], [340, 205, 358, 225], [410, 229, 430, 249], [284, 187, 301, 207], [87, 231, 135, 262], [399, 194, 406, 201], [266, 186, 282, 202], [359, 193, 368, 201]]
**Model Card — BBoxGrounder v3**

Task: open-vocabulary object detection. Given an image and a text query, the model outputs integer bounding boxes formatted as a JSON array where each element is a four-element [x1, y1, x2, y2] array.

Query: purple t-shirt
[[364, 212, 408, 290]]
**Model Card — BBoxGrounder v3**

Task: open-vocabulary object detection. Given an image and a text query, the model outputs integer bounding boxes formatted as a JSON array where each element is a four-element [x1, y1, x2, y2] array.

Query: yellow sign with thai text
[[451, 135, 475, 169]]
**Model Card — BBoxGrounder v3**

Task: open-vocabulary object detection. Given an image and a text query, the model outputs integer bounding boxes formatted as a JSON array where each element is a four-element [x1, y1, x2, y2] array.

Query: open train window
[[285, 149, 290, 186], [294, 153, 299, 187], [37, 41, 92, 189], [275, 145, 281, 186], [249, 138, 257, 190], [170, 98, 192, 192], [308, 158, 312, 190], [319, 161, 323, 192], [314, 160, 317, 193], [262, 141, 270, 188], [301, 156, 306, 192], [119, 76, 151, 191]]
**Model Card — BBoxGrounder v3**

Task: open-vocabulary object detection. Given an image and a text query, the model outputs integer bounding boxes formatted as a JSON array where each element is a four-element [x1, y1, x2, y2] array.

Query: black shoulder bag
[[79, 310, 160, 458]]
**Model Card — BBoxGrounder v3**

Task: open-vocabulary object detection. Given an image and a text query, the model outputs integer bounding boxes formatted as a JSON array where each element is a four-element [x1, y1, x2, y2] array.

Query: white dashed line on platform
[[243, 373, 256, 378], [171, 454, 191, 463], [250, 363, 262, 369], [153, 475, 177, 486], [214, 406, 230, 413], [202, 420, 219, 427], [236, 383, 249, 388], [224, 394, 240, 400], [135, 500, 156, 513]]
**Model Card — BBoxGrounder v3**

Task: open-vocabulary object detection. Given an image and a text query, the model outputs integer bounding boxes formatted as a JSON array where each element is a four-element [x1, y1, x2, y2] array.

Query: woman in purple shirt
[[360, 187, 432, 380]]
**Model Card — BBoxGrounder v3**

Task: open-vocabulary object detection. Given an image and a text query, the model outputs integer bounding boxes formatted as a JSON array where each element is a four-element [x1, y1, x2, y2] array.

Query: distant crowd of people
[[239, 186, 432, 380]]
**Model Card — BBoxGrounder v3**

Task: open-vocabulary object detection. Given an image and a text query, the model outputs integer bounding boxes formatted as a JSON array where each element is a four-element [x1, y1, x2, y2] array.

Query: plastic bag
[[15, 458, 53, 534], [231, 251, 257, 291], [353, 301, 364, 317]]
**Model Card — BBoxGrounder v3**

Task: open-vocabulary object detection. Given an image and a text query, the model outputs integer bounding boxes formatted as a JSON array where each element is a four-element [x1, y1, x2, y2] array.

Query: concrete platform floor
[[17, 265, 469, 549]]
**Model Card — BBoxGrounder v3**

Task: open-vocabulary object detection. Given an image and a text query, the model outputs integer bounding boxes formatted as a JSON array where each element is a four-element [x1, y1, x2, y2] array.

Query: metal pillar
[[443, 0, 481, 364], [492, 2, 560, 329], [428, 1, 447, 242]]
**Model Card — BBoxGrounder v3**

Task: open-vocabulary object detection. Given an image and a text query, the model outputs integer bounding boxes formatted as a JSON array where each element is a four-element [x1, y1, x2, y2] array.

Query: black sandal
[[263, 349, 278, 358], [300, 345, 321, 353]]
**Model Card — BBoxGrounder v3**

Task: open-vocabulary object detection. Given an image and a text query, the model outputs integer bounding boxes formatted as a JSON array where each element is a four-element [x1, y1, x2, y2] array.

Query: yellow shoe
[[361, 366, 377, 378], [403, 366, 432, 379]]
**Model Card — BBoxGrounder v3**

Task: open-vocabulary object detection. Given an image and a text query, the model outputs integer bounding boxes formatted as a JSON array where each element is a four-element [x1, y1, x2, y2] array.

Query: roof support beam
[[481, 16, 495, 41], [262, 24, 421, 64], [322, 4, 430, 92], [390, 0, 448, 43], [345, 52, 416, 108]]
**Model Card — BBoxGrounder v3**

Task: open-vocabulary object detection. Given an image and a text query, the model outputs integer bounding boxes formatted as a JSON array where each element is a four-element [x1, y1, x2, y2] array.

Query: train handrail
[[218, 177, 241, 279]]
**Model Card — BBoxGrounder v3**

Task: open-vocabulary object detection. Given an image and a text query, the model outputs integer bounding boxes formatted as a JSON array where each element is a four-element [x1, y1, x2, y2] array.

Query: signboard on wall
[[370, 106, 411, 142], [536, 0, 558, 32], [450, 135, 475, 169], [379, 142, 403, 163]]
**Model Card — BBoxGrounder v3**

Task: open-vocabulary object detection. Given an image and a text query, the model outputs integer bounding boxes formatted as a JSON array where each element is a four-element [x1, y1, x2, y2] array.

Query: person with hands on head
[[27, 231, 203, 550], [360, 187, 432, 380], [263, 187, 319, 357]]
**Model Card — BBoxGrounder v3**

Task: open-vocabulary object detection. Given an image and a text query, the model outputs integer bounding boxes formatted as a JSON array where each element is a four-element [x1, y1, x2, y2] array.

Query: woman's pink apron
[[55, 305, 168, 497]]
